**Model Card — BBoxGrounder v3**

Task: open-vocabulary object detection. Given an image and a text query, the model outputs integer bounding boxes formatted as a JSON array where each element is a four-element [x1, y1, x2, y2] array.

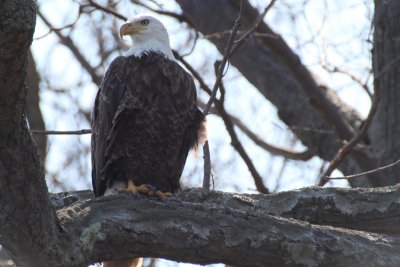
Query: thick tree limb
[[51, 186, 400, 267], [5, 183, 400, 266], [52, 185, 400, 236], [181, 186, 400, 235]]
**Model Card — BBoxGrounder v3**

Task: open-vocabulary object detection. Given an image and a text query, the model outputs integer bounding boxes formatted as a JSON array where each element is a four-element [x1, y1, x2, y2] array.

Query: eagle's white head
[[120, 14, 175, 60]]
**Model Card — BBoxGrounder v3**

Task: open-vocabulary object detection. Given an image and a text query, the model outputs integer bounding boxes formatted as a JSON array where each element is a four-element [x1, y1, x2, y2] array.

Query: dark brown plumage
[[91, 52, 206, 197]]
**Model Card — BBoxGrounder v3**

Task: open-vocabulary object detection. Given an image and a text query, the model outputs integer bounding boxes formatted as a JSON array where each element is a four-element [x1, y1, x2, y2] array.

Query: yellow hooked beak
[[120, 22, 143, 39]]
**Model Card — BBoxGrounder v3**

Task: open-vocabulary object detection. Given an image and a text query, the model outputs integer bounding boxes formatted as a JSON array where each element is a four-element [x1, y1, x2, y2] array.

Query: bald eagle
[[92, 14, 206, 197], [91, 14, 206, 266]]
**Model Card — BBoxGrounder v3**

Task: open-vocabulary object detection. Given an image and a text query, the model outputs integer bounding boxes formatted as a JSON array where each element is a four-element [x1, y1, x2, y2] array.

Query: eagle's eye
[[140, 19, 149, 26]]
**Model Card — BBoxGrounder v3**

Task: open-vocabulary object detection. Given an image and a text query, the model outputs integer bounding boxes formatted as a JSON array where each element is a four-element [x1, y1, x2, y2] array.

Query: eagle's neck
[[127, 37, 175, 60]]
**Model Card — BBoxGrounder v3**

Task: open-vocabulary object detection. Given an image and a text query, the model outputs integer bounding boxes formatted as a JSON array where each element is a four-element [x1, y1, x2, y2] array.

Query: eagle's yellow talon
[[119, 182, 172, 201], [154, 190, 172, 201], [119, 183, 150, 194]]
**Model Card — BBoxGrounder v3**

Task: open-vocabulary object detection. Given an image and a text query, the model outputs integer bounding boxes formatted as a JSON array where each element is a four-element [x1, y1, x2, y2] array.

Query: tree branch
[[203, 0, 243, 115], [51, 186, 400, 266], [229, 114, 313, 160], [317, 52, 400, 185], [176, 0, 372, 187], [215, 67, 269, 193], [229, 0, 277, 56], [84, 0, 127, 21], [30, 129, 91, 135], [131, 0, 195, 28], [235, 3, 356, 141], [201, 0, 243, 189], [52, 185, 400, 236], [38, 10, 103, 86], [328, 158, 400, 181]]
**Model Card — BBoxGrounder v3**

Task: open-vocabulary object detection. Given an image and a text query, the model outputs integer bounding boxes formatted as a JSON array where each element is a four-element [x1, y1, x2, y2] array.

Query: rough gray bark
[[53, 186, 400, 236], [4, 183, 400, 267], [369, 1, 400, 186], [180, 186, 400, 235], [54, 189, 400, 267], [176, 0, 378, 187]]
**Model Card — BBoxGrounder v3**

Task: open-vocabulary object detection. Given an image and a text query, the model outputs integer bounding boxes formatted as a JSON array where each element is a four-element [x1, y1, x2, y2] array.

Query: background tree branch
[[175, 0, 377, 187]]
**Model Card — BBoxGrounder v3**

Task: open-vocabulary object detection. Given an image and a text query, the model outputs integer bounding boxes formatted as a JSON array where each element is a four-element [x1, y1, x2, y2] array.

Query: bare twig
[[375, 55, 400, 79], [38, 10, 103, 86], [131, 0, 195, 27], [317, 56, 400, 186], [34, 5, 83, 40], [230, 115, 312, 161], [83, 0, 127, 21], [198, 98, 313, 161], [203, 0, 244, 115], [203, 30, 276, 41], [321, 63, 373, 99], [242, 4, 355, 142], [30, 129, 92, 135], [318, 92, 379, 186], [288, 126, 335, 135], [173, 51, 212, 95], [177, 50, 269, 192], [200, 0, 244, 189], [215, 75, 269, 194], [327, 158, 400, 180], [230, 0, 277, 56]]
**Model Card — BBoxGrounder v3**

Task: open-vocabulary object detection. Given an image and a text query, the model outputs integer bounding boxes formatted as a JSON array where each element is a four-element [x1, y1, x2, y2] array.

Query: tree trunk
[[0, 1, 58, 266], [369, 1, 400, 186]]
